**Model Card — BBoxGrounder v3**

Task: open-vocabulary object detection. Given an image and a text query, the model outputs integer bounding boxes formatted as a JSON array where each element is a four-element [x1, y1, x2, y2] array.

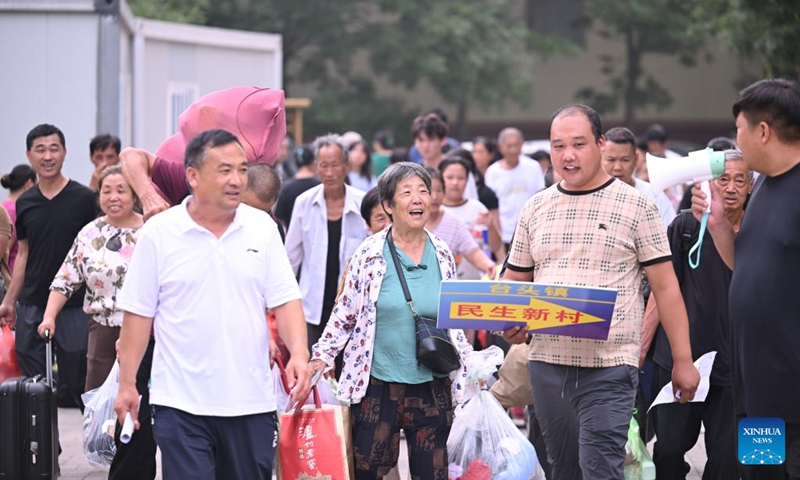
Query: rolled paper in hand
[[120, 395, 142, 444], [120, 412, 135, 444]]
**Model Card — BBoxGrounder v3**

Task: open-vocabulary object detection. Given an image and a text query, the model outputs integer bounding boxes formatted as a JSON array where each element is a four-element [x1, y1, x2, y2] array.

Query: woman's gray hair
[[377, 162, 432, 211], [724, 148, 752, 179], [312, 133, 348, 163]]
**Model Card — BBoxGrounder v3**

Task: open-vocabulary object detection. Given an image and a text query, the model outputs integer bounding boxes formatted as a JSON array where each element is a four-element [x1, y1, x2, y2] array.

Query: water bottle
[[473, 224, 492, 259]]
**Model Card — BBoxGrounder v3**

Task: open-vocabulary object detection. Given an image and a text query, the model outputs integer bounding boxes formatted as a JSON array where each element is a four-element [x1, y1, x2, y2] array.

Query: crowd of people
[[0, 78, 797, 480]]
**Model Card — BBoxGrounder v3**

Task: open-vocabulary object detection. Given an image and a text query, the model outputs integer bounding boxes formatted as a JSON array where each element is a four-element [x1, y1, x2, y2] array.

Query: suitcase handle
[[43, 329, 54, 390]]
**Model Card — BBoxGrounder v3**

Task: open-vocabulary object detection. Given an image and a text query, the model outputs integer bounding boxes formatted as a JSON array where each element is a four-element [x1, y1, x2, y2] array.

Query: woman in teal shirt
[[310, 163, 471, 479]]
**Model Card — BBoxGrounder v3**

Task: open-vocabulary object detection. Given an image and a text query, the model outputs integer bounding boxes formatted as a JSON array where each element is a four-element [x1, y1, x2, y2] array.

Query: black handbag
[[386, 228, 461, 375]]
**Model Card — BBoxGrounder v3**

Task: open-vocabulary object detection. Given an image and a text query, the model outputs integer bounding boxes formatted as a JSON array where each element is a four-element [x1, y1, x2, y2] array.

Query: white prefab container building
[[0, 0, 283, 183]]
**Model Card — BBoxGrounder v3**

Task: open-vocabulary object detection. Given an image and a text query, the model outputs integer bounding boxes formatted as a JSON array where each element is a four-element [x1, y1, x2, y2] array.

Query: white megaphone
[[646, 147, 726, 212]]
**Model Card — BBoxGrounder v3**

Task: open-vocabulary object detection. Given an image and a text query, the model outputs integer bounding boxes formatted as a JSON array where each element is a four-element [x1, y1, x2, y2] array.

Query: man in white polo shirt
[[114, 129, 311, 480]]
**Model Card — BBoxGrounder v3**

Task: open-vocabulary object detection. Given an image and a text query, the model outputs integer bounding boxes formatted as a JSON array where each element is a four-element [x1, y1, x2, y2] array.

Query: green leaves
[[125, 0, 571, 140], [127, 0, 209, 24], [363, 0, 575, 134], [576, 0, 709, 124], [367, 0, 535, 109], [696, 0, 800, 79], [303, 77, 418, 146]]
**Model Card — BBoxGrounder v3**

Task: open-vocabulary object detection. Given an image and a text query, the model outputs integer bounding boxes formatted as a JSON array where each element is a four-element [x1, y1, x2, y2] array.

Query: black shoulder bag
[[385, 227, 461, 375]]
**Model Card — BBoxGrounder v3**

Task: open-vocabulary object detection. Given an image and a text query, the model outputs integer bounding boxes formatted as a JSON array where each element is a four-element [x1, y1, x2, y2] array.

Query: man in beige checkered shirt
[[501, 104, 700, 480]]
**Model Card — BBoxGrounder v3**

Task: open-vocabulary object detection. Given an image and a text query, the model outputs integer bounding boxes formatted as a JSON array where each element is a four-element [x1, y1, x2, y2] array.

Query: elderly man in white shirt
[[285, 134, 368, 361], [602, 127, 676, 228]]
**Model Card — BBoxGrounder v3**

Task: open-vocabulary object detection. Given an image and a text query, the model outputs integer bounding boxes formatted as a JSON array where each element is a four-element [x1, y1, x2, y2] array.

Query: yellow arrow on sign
[[449, 297, 606, 331]]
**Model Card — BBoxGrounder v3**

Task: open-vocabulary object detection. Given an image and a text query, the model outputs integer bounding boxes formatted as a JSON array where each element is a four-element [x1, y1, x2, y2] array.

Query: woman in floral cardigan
[[38, 165, 142, 391], [310, 162, 472, 479]]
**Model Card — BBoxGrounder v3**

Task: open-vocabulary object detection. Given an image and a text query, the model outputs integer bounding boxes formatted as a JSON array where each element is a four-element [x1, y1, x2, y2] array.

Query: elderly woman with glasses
[[310, 162, 471, 479]]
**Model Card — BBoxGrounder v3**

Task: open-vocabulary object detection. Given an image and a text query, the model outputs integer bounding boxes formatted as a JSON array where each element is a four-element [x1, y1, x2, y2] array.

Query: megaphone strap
[[688, 212, 709, 270]]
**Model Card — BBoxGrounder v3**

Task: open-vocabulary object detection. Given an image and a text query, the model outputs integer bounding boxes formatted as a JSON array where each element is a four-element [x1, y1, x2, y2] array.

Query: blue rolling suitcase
[[0, 331, 59, 479]]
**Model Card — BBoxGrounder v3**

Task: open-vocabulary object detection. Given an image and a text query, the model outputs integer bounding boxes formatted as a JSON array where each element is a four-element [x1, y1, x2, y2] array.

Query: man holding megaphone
[[692, 79, 800, 479], [644, 148, 752, 479]]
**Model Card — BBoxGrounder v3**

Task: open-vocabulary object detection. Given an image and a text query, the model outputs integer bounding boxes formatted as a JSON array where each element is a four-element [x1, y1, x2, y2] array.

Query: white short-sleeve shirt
[[485, 157, 546, 243], [442, 199, 490, 279], [117, 198, 301, 416], [284, 184, 368, 326]]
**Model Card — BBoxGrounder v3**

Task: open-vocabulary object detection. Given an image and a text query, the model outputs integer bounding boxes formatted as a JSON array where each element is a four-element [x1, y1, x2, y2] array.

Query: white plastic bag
[[461, 346, 504, 403], [81, 361, 119, 469], [449, 345, 546, 480], [448, 391, 546, 480]]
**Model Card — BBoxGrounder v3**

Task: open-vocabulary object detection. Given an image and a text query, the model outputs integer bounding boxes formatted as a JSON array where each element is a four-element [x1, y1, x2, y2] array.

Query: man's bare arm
[[639, 292, 660, 367], [114, 311, 154, 429], [691, 182, 735, 269], [0, 240, 28, 327], [274, 299, 309, 361], [120, 148, 170, 220], [273, 299, 311, 404], [644, 261, 700, 402]]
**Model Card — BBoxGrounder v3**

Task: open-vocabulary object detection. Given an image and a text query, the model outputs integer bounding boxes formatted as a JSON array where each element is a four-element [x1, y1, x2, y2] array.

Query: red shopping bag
[[277, 385, 352, 480], [0, 325, 21, 381]]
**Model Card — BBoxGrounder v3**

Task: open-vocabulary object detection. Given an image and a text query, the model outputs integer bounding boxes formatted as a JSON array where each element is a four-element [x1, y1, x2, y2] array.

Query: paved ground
[[59, 407, 157, 480], [59, 406, 710, 479]]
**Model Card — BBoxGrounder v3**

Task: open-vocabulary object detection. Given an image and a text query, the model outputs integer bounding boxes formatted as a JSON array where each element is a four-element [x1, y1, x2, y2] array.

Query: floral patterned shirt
[[50, 218, 139, 327], [311, 228, 473, 406]]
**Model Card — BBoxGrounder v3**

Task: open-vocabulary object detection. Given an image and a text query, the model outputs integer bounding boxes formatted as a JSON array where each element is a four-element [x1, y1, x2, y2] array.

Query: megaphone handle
[[699, 181, 712, 213]]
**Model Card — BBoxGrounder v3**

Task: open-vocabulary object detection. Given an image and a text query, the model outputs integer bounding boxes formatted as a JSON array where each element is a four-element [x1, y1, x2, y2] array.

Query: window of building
[[526, 0, 588, 46], [167, 83, 199, 136]]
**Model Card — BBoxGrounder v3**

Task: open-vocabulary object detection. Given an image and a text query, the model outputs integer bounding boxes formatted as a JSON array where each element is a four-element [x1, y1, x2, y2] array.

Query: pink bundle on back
[[156, 86, 286, 165]]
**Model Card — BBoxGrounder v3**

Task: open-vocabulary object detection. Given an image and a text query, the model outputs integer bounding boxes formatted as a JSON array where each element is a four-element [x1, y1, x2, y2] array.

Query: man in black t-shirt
[[0, 124, 98, 406], [645, 151, 751, 479], [693, 79, 800, 478]]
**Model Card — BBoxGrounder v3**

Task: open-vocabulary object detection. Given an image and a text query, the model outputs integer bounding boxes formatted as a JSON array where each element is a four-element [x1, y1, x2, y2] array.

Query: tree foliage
[[201, 0, 366, 89], [695, 0, 800, 80], [304, 77, 418, 146], [137, 0, 800, 138], [576, 0, 708, 126], [128, 0, 572, 139], [126, 0, 208, 24], [364, 0, 564, 137], [199, 0, 424, 140]]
